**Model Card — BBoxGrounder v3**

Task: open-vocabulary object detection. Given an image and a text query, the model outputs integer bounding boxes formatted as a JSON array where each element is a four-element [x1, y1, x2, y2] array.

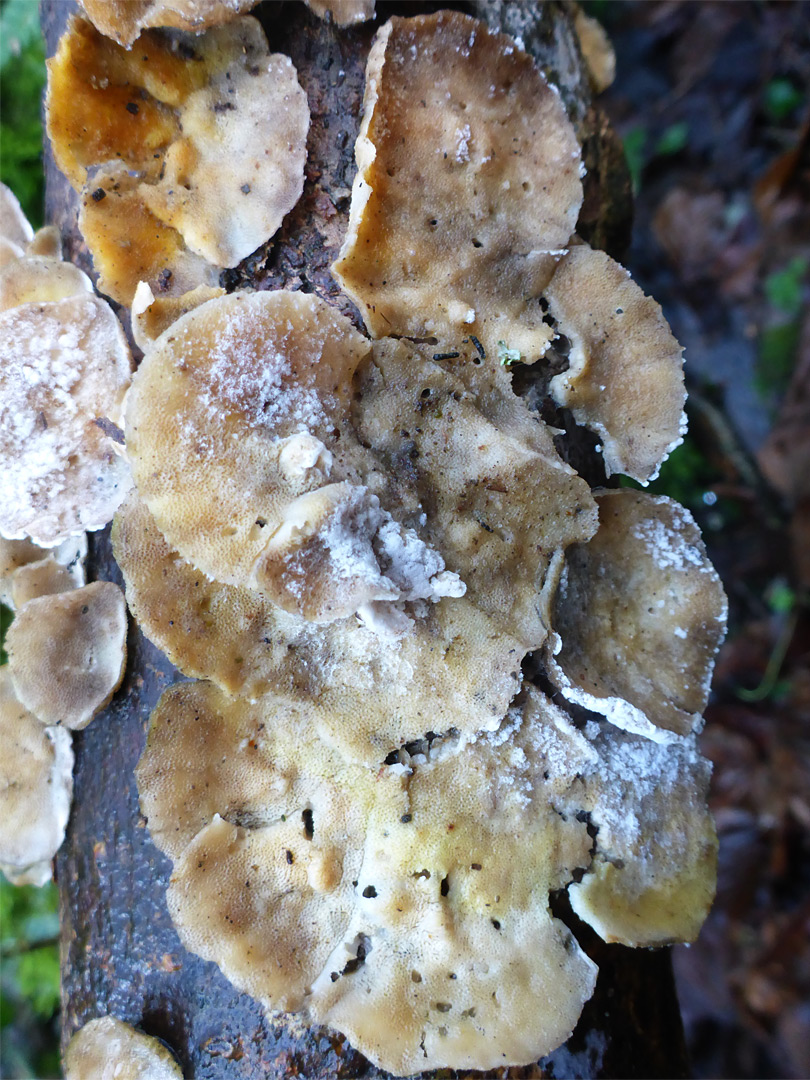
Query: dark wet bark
[[43, 2, 685, 1076]]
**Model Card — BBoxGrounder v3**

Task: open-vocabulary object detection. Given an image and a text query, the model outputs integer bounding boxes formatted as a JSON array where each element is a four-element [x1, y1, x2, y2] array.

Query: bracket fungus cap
[[6, 580, 128, 730], [546, 244, 687, 484], [0, 533, 86, 609], [113, 491, 525, 764], [332, 10, 583, 363], [47, 15, 309, 304], [566, 726, 718, 947], [0, 287, 132, 545], [548, 489, 728, 741], [65, 1015, 183, 1080], [78, 0, 258, 47], [0, 667, 73, 884], [137, 680, 597, 1074]]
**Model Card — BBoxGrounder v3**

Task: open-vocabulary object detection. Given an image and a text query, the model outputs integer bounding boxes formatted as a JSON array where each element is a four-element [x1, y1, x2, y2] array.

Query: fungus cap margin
[[6, 580, 128, 729], [547, 489, 728, 741], [332, 10, 583, 363]]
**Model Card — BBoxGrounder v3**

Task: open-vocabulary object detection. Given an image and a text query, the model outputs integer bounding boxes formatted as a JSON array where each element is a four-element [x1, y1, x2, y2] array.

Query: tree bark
[[42, 2, 687, 1076]]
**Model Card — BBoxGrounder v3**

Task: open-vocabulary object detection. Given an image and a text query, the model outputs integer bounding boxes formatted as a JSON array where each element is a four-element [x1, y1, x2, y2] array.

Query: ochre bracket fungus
[[6, 580, 128, 730], [65, 1015, 183, 1080], [77, 0, 258, 47], [548, 489, 727, 742], [137, 681, 597, 1074], [113, 491, 525, 762], [565, 725, 718, 948], [545, 243, 686, 483], [46, 15, 309, 304], [332, 10, 583, 364], [0, 667, 74, 888], [0, 258, 132, 544], [121, 288, 596, 760]]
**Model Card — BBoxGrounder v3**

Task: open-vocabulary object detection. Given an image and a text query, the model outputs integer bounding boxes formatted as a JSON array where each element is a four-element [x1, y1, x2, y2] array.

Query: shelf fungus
[[0, 250, 132, 545], [77, 0, 258, 48], [93, 8, 725, 1074], [332, 10, 583, 364], [121, 290, 596, 759], [6, 581, 128, 730], [0, 667, 74, 888], [545, 244, 686, 483], [65, 1015, 183, 1080], [0, 534, 87, 611], [548, 490, 727, 742], [46, 15, 309, 305], [137, 681, 598, 1074]]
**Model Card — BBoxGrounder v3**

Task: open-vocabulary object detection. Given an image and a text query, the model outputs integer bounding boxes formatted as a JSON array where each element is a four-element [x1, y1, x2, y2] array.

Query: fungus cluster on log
[[0, 190, 127, 884], [2, 2, 728, 1075]]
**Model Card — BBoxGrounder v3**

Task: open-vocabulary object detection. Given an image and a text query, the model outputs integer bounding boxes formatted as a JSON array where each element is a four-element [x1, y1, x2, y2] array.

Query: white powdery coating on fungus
[[548, 489, 727, 740], [112, 491, 521, 766], [0, 294, 132, 545], [563, 725, 717, 948]]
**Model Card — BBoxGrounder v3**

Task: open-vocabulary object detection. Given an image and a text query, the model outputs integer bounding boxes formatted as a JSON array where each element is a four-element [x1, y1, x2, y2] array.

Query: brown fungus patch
[[113, 491, 525, 764], [65, 1015, 183, 1080], [47, 15, 309, 304], [548, 489, 727, 741], [0, 668, 73, 887], [332, 11, 583, 363], [546, 243, 686, 484], [7, 581, 127, 730], [78, 0, 258, 48], [137, 680, 596, 1074]]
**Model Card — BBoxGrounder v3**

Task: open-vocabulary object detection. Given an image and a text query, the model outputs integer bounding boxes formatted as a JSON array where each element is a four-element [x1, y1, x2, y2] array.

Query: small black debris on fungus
[[91, 187, 106, 202], [126, 101, 139, 115]]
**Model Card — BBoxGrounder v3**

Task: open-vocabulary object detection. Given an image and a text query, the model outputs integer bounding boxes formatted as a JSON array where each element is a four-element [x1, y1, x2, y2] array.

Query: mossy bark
[[43, 2, 686, 1076]]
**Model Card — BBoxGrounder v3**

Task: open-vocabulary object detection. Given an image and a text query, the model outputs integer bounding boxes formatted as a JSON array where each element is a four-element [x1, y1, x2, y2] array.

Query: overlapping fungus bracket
[[137, 681, 598, 1075], [0, 251, 132, 546], [78, 0, 258, 47], [548, 489, 728, 742], [332, 9, 583, 364], [46, 14, 309, 305]]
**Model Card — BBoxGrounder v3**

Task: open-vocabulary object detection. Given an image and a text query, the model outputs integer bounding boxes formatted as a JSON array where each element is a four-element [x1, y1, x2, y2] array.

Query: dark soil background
[[593, 2, 810, 1077]]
